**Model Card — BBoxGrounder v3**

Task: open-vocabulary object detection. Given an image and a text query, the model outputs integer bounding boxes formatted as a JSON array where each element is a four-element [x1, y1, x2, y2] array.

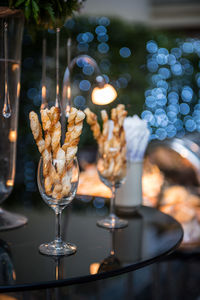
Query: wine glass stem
[[55, 210, 62, 243], [110, 184, 116, 217]]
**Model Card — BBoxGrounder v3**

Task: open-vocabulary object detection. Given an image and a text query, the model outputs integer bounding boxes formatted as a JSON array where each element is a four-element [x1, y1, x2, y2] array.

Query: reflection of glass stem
[[110, 185, 116, 220], [110, 229, 115, 256], [55, 257, 63, 281], [3, 21, 11, 118], [55, 28, 60, 108]]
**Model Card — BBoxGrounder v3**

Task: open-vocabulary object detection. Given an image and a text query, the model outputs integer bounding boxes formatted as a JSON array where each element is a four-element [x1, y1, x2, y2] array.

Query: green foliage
[[8, 0, 86, 29]]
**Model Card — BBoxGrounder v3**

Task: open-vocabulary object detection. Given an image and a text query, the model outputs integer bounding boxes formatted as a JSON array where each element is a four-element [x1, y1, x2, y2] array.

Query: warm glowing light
[[42, 85, 46, 100], [56, 84, 59, 96], [12, 63, 19, 71], [12, 270, 16, 281], [77, 164, 111, 198], [67, 85, 71, 98], [17, 82, 21, 98], [180, 149, 189, 158], [9, 130, 17, 142], [65, 104, 71, 117], [91, 84, 117, 105], [90, 263, 100, 275], [6, 179, 14, 187], [0, 295, 18, 300]]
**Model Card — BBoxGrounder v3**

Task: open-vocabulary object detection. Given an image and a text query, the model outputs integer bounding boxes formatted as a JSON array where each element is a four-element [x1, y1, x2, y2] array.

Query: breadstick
[[62, 108, 85, 164]]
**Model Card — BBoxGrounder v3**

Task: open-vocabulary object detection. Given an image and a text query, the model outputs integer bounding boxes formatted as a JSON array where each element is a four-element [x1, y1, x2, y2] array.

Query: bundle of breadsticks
[[84, 104, 127, 181], [29, 106, 85, 200]]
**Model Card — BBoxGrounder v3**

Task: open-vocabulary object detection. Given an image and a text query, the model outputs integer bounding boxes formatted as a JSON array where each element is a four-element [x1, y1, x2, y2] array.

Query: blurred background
[[2, 1, 200, 299], [18, 0, 200, 192]]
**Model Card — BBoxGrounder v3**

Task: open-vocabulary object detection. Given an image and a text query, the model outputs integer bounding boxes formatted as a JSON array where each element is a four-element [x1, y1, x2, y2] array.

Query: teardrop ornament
[[2, 21, 11, 119]]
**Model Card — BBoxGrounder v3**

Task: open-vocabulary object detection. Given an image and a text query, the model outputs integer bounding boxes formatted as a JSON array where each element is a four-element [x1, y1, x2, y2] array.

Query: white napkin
[[124, 115, 150, 162]]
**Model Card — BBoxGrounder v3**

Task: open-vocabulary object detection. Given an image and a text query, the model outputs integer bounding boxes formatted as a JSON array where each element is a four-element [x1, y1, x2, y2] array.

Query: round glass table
[[0, 194, 183, 292]]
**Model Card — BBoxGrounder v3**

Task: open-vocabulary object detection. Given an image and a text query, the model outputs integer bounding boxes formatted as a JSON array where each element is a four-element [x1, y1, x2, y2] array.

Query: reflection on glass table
[[98, 229, 121, 273], [0, 239, 15, 285]]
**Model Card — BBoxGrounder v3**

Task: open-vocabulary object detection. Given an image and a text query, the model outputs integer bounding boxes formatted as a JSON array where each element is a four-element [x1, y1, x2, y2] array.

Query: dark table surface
[[0, 191, 183, 292]]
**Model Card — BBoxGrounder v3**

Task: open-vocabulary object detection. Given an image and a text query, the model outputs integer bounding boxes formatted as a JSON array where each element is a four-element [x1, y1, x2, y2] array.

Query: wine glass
[[97, 148, 128, 229], [37, 156, 79, 256], [0, 10, 27, 230]]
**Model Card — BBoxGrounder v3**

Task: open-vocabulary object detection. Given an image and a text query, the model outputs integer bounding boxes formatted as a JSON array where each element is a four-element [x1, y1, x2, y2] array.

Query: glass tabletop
[[0, 192, 183, 292]]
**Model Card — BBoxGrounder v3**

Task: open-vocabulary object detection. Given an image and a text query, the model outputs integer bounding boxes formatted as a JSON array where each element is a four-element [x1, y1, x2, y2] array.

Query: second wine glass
[[97, 148, 128, 229], [37, 156, 79, 256]]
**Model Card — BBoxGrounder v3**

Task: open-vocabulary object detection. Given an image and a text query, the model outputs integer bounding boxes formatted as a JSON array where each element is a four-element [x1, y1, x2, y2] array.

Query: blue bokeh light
[[98, 16, 110, 27], [95, 25, 107, 35], [119, 47, 131, 58], [179, 103, 190, 115], [158, 67, 171, 79], [155, 128, 167, 140], [74, 95, 86, 109], [156, 54, 168, 65], [166, 125, 177, 138], [182, 42, 194, 54], [97, 33, 109, 43], [145, 96, 156, 108], [147, 60, 158, 72], [171, 48, 182, 59], [83, 64, 94, 76], [171, 63, 183, 76], [98, 43, 109, 54], [93, 198, 105, 209], [79, 80, 91, 91], [181, 86, 193, 102], [185, 119, 196, 132], [168, 54, 176, 65], [168, 91, 179, 104], [146, 41, 158, 54]]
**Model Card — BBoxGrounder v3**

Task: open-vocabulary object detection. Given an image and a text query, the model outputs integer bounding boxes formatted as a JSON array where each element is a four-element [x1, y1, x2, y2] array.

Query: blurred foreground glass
[[37, 157, 79, 256], [97, 149, 128, 229], [0, 8, 27, 230]]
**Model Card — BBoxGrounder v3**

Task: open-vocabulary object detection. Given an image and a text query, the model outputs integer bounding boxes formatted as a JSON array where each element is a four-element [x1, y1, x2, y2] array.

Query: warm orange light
[[17, 82, 21, 98], [90, 263, 100, 275], [67, 85, 71, 98], [56, 84, 59, 96], [9, 130, 17, 142], [12, 270, 16, 281], [6, 179, 14, 187], [0, 295, 18, 300], [12, 63, 19, 71], [42, 85, 46, 100], [91, 84, 117, 105]]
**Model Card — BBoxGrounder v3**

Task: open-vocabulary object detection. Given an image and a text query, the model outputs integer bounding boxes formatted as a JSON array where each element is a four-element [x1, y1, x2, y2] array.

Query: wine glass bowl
[[37, 156, 79, 256], [96, 148, 128, 229]]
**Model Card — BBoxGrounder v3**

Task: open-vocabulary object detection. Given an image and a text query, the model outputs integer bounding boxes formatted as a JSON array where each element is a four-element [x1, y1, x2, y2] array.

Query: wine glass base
[[97, 215, 128, 229], [0, 208, 28, 231], [39, 241, 77, 256]]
